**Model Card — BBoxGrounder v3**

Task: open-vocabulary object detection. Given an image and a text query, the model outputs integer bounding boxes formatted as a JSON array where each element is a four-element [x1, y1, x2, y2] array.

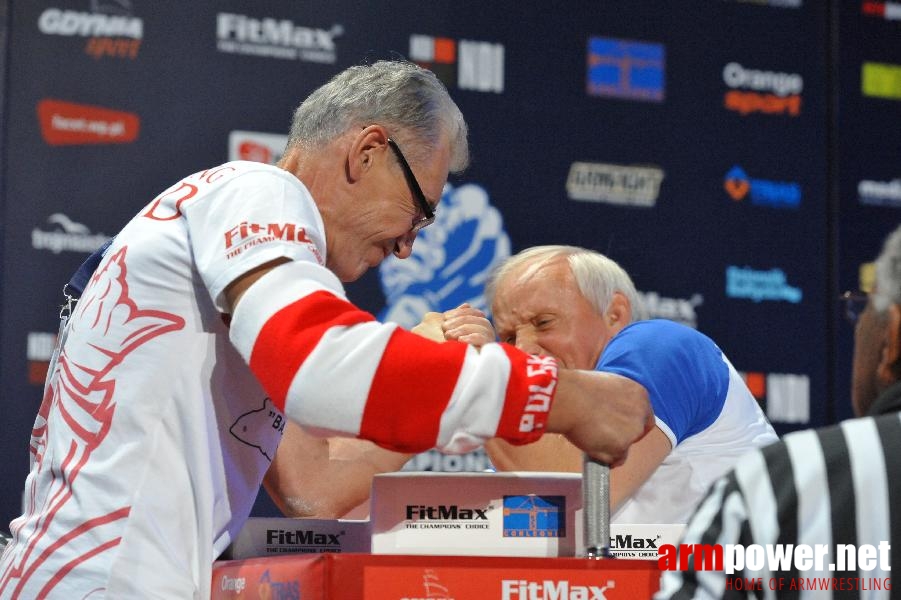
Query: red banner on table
[[212, 553, 660, 599]]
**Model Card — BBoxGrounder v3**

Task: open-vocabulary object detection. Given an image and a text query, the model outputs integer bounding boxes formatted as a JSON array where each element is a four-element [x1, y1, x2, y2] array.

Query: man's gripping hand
[[411, 303, 496, 348]]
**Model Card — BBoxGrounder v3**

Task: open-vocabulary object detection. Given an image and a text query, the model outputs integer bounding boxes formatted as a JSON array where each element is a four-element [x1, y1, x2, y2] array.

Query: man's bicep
[[223, 257, 291, 313]]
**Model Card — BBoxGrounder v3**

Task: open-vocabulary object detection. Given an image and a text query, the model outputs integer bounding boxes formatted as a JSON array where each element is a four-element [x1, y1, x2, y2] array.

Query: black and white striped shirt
[[655, 398, 901, 599]]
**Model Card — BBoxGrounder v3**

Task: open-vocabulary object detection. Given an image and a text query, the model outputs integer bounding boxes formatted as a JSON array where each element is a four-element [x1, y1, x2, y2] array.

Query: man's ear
[[605, 292, 633, 334], [878, 303, 901, 384], [347, 126, 388, 182]]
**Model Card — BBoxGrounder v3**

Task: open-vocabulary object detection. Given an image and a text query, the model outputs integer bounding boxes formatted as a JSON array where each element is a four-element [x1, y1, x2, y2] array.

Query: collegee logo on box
[[503, 495, 566, 538]]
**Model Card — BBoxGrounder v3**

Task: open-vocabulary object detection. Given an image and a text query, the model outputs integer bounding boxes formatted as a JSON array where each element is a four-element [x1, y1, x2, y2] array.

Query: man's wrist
[[495, 352, 559, 445]]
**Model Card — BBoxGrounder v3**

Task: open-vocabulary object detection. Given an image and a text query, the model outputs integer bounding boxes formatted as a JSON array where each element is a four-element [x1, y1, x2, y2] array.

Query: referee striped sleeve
[[657, 413, 901, 600], [783, 429, 829, 590], [842, 417, 891, 587], [873, 413, 901, 588], [655, 473, 748, 599]]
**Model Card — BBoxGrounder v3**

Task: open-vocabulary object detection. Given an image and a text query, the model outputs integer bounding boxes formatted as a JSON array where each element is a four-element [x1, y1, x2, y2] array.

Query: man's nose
[[393, 231, 416, 259], [514, 329, 542, 355]]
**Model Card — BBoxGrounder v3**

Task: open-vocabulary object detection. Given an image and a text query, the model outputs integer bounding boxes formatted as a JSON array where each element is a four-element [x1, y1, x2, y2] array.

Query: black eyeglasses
[[840, 290, 869, 324], [387, 138, 435, 233]]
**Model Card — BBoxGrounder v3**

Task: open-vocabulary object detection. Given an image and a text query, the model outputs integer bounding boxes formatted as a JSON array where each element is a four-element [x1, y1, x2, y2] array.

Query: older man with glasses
[[655, 224, 901, 599], [0, 60, 653, 599]]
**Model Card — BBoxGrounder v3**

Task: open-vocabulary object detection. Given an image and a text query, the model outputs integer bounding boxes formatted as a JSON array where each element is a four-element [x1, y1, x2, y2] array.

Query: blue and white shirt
[[597, 319, 778, 524]]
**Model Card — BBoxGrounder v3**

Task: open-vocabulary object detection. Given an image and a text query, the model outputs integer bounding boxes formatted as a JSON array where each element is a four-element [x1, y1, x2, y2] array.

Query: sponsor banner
[[637, 291, 703, 329], [862, 1, 901, 21], [27, 332, 57, 386], [214, 563, 305, 599], [211, 554, 660, 599], [32, 213, 110, 254], [37, 99, 140, 145], [364, 564, 657, 600], [722, 62, 803, 117], [859, 262, 876, 294], [587, 37, 665, 102], [862, 62, 901, 100], [37, 2, 143, 60], [228, 130, 288, 165], [401, 448, 491, 473], [565, 162, 664, 207], [409, 34, 505, 93], [216, 12, 343, 63], [858, 178, 901, 207], [742, 371, 811, 424], [726, 266, 803, 304], [724, 166, 801, 209]]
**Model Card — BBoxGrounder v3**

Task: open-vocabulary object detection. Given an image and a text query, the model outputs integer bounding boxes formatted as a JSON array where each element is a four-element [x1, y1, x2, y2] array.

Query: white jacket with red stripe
[[0, 161, 556, 599]]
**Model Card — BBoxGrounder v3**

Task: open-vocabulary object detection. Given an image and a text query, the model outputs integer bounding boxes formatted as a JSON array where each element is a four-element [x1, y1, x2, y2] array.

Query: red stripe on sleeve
[[495, 346, 559, 445], [249, 290, 374, 411], [359, 329, 468, 453]]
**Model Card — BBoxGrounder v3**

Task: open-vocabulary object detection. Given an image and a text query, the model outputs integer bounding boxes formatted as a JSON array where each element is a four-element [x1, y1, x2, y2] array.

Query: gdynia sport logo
[[658, 542, 892, 592]]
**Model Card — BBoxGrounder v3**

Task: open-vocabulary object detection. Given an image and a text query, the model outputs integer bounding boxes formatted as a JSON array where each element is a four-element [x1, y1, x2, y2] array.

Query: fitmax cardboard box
[[369, 471, 685, 559], [370, 471, 582, 557], [224, 517, 371, 560]]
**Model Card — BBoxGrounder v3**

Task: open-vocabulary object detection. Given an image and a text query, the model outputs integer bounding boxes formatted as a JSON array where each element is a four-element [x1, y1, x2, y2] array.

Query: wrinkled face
[[330, 137, 450, 283], [851, 296, 889, 416], [491, 258, 614, 369]]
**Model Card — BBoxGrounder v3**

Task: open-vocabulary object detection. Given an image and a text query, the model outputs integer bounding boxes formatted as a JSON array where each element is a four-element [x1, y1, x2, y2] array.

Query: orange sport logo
[[723, 62, 803, 117]]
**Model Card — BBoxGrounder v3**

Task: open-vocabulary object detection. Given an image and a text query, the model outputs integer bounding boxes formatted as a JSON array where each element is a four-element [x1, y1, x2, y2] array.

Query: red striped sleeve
[[359, 329, 468, 452], [249, 290, 374, 411], [494, 347, 559, 445]]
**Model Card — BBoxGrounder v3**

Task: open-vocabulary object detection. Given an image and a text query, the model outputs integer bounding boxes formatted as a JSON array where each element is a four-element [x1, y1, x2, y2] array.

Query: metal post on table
[[582, 455, 612, 559]]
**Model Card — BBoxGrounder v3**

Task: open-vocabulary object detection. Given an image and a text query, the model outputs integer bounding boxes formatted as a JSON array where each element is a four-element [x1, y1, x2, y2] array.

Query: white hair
[[873, 224, 901, 314], [485, 245, 648, 322], [286, 60, 469, 173]]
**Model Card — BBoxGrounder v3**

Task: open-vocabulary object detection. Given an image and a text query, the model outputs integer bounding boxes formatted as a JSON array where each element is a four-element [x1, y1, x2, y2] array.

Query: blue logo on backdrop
[[378, 183, 511, 328], [503, 495, 566, 538], [587, 37, 665, 102], [724, 166, 801, 209], [726, 266, 803, 303]]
